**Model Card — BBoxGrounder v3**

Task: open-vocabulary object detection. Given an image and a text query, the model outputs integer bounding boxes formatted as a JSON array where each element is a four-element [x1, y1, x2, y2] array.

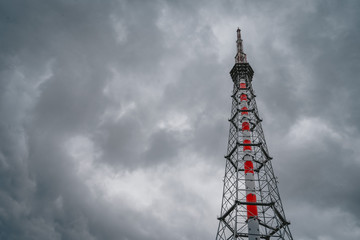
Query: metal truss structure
[[215, 29, 293, 240]]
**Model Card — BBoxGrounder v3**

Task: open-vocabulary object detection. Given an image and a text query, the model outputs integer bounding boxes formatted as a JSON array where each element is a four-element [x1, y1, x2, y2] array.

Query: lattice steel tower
[[215, 29, 293, 240]]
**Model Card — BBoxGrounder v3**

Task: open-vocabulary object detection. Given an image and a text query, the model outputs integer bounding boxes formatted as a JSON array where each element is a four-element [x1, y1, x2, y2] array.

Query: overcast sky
[[1, 0, 360, 239]]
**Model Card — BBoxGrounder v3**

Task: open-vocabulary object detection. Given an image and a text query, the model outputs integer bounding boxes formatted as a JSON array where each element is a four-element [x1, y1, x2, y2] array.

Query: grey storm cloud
[[1, 0, 360, 239]]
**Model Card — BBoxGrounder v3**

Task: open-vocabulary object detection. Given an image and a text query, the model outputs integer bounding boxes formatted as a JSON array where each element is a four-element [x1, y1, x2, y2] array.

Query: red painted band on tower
[[243, 139, 252, 151], [240, 82, 246, 88], [241, 106, 248, 115], [242, 122, 250, 131], [240, 94, 247, 101], [244, 160, 254, 174], [246, 193, 258, 218]]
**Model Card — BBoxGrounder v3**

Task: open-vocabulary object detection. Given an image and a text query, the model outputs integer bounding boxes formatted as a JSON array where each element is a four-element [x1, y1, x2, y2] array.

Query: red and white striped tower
[[215, 29, 293, 240]]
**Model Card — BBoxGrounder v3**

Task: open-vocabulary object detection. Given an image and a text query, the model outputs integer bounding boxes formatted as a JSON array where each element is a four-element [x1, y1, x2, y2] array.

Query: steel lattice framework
[[215, 29, 293, 240]]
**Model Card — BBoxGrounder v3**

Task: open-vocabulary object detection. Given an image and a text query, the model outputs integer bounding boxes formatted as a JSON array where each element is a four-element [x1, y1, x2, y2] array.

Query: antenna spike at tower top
[[235, 28, 247, 63]]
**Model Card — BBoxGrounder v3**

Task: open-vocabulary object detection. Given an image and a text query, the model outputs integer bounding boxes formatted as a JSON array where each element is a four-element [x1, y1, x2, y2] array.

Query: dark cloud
[[1, 0, 360, 239]]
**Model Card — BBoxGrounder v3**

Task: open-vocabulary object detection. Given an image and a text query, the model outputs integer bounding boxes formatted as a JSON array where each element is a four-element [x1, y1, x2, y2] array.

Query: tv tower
[[215, 29, 293, 240]]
